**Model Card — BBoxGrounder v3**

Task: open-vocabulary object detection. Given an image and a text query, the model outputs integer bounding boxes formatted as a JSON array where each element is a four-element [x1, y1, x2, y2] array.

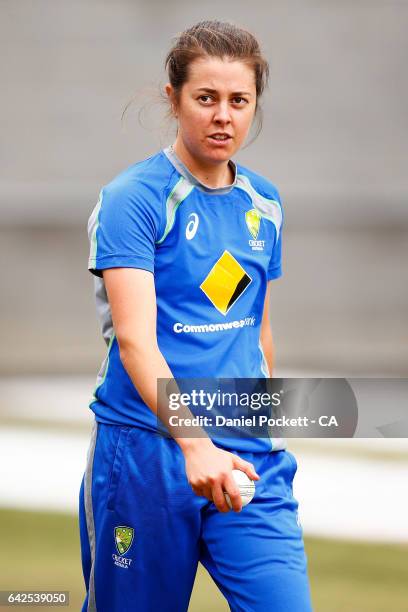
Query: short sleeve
[[267, 194, 283, 281], [87, 183, 163, 278]]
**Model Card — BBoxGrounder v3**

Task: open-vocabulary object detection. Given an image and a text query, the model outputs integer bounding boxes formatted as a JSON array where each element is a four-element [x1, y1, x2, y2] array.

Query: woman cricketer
[[79, 19, 313, 612]]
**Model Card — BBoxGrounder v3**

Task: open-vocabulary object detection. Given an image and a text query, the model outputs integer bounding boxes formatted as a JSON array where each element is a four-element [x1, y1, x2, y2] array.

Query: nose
[[213, 101, 232, 126]]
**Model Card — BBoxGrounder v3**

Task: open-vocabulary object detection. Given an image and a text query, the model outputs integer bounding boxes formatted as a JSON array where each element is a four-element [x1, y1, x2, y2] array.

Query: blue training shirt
[[87, 146, 286, 452]]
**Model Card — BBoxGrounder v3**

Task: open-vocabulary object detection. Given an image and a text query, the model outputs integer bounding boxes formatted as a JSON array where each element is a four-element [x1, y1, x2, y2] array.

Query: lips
[[208, 133, 232, 141]]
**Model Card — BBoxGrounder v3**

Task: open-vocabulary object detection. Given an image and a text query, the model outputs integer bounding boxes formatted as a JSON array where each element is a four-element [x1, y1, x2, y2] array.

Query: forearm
[[120, 344, 212, 452], [260, 324, 275, 377], [120, 343, 173, 414]]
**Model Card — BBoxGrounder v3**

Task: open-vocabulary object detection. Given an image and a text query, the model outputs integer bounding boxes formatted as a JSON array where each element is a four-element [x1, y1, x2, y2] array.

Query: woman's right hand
[[181, 438, 260, 513]]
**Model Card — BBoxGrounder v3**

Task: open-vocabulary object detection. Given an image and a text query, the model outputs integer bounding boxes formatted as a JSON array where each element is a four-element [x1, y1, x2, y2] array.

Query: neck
[[172, 139, 234, 189]]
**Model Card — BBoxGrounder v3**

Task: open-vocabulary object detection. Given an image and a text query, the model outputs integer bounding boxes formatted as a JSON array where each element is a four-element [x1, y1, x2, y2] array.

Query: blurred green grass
[[0, 508, 407, 611]]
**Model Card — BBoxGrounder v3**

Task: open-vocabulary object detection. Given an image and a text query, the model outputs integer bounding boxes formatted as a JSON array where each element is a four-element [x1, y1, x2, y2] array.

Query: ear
[[165, 83, 178, 118]]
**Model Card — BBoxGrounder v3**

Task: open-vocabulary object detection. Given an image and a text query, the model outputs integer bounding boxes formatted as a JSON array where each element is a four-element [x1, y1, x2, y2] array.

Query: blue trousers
[[79, 422, 312, 611]]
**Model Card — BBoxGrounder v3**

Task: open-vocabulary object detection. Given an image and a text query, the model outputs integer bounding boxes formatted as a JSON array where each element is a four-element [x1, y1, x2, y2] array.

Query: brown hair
[[165, 20, 269, 108], [122, 21, 269, 142]]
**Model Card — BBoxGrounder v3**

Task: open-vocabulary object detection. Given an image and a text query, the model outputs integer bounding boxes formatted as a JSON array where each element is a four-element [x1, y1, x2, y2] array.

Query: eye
[[232, 96, 248, 105], [198, 95, 213, 104]]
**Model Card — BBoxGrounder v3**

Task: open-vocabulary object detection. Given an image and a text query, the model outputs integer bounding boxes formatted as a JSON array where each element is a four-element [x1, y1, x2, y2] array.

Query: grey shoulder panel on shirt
[[235, 174, 283, 241], [155, 176, 194, 245], [87, 189, 103, 271]]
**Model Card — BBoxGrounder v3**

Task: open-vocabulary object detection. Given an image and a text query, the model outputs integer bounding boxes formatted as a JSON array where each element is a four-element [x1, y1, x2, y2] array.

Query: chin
[[204, 146, 234, 164]]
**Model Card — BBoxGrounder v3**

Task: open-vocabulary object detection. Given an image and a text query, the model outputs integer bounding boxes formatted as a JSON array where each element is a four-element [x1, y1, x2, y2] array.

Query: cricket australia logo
[[245, 209, 265, 251], [112, 526, 134, 569]]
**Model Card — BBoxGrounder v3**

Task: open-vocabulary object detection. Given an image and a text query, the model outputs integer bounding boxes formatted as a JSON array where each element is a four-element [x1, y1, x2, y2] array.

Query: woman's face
[[167, 56, 257, 165]]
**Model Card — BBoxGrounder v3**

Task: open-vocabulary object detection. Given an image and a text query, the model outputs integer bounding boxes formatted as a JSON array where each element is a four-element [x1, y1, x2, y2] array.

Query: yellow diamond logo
[[200, 250, 252, 315], [245, 209, 261, 239]]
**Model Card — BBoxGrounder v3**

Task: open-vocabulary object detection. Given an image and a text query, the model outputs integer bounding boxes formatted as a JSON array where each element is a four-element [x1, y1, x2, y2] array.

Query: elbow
[[117, 334, 158, 365]]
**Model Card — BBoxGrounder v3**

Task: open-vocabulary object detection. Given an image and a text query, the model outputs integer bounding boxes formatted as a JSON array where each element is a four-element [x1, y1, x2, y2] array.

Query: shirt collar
[[163, 145, 237, 195]]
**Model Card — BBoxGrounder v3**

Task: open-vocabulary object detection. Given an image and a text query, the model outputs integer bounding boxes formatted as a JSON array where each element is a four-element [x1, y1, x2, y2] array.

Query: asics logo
[[186, 213, 199, 240]]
